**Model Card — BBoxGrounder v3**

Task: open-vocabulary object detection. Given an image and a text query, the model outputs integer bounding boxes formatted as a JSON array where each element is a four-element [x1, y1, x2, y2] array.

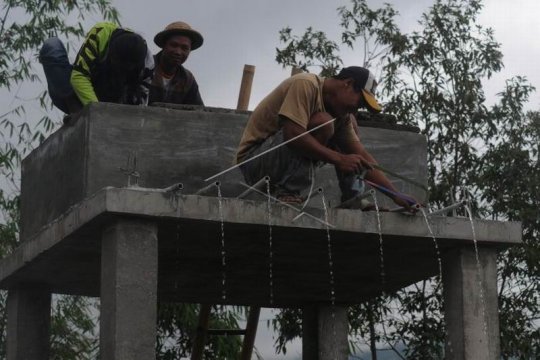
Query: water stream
[[321, 191, 338, 359], [321, 191, 336, 307], [174, 193, 182, 295], [266, 178, 274, 306], [370, 193, 386, 291], [420, 209, 444, 284], [420, 207, 451, 356], [217, 184, 227, 302], [464, 205, 489, 337]]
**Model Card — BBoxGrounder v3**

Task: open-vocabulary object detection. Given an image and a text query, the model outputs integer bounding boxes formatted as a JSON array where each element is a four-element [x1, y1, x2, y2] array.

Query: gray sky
[[110, 0, 539, 112]]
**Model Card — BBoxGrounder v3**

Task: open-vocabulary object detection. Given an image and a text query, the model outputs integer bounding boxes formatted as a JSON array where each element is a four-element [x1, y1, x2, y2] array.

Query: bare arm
[[282, 118, 372, 173], [342, 128, 419, 209]]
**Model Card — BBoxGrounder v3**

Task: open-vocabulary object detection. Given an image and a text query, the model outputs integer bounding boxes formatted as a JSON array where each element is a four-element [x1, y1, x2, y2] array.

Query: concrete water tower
[[0, 103, 521, 359]]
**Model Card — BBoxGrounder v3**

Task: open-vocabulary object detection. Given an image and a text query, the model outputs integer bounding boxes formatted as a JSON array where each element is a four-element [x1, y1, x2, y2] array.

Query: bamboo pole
[[240, 308, 261, 360], [236, 63, 261, 360], [190, 305, 212, 360], [236, 64, 256, 111]]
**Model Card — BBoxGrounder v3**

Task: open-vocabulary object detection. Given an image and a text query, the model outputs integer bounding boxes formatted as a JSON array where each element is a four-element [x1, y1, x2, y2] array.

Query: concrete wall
[[20, 103, 427, 240]]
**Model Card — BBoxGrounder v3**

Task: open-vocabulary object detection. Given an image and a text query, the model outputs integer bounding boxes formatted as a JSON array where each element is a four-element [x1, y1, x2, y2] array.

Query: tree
[[157, 304, 243, 359], [0, 1, 120, 357], [479, 81, 539, 358], [274, 0, 538, 358]]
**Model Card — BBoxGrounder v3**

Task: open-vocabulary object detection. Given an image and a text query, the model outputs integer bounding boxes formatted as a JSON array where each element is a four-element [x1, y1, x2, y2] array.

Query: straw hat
[[154, 21, 204, 50]]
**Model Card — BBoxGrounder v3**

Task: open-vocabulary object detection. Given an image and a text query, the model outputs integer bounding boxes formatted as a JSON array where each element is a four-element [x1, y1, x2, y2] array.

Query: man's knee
[[308, 112, 334, 145]]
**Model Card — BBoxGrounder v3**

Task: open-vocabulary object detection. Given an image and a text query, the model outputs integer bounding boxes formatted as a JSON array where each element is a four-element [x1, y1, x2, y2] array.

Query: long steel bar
[[239, 182, 334, 228], [204, 117, 338, 182], [162, 182, 184, 193], [428, 201, 468, 217], [335, 189, 376, 209], [195, 181, 220, 195], [389, 204, 422, 213], [236, 176, 270, 199]]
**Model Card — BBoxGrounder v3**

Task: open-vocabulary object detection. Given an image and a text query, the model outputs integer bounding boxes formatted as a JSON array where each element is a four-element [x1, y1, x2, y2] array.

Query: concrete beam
[[7, 286, 51, 360], [443, 246, 500, 359], [100, 219, 158, 360], [302, 305, 348, 360]]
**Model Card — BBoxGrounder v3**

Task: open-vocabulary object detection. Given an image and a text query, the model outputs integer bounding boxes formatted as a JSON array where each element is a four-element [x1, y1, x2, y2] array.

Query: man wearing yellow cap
[[235, 66, 417, 210], [149, 21, 204, 105]]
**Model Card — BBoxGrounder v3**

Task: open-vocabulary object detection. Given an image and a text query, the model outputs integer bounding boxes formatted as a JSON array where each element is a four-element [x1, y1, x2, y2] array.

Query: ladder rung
[[207, 329, 246, 336]]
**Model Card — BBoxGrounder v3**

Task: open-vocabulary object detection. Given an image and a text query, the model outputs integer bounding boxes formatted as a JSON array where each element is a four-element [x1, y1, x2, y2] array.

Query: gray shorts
[[240, 129, 313, 196]]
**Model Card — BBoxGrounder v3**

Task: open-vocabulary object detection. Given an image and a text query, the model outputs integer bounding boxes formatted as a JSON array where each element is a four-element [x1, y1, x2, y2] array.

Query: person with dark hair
[[39, 22, 153, 115], [149, 21, 204, 105], [235, 66, 418, 210]]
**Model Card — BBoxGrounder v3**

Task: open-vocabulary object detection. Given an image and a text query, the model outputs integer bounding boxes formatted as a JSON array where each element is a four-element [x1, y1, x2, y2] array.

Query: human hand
[[335, 153, 373, 174]]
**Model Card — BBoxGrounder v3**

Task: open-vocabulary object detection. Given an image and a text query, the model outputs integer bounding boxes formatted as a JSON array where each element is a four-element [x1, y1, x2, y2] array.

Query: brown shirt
[[235, 73, 358, 163]]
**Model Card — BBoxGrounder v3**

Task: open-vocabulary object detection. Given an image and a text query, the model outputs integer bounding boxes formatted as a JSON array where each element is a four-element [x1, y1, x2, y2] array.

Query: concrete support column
[[302, 305, 348, 360], [442, 246, 500, 360], [6, 286, 51, 360], [100, 219, 158, 360]]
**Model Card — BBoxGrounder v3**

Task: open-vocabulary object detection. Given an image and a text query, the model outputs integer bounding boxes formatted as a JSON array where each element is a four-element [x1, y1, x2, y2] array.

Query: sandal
[[276, 193, 304, 205]]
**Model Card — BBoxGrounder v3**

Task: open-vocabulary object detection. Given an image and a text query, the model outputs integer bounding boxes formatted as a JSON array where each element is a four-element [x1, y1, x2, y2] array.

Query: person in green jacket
[[40, 22, 153, 115]]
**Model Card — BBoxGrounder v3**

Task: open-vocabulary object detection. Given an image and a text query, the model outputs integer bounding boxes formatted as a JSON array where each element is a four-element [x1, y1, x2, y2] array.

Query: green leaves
[[275, 0, 538, 357], [276, 26, 342, 76], [156, 303, 243, 359]]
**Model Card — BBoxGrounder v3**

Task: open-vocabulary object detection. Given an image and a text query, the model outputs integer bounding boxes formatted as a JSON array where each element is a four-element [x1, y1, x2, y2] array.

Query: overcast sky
[[109, 0, 539, 112]]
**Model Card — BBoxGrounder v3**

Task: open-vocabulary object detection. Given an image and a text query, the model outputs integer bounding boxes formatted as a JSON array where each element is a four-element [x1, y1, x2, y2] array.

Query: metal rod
[[195, 181, 220, 195], [236, 176, 270, 199], [428, 201, 468, 217], [364, 179, 418, 206], [205, 117, 337, 182], [336, 189, 376, 209], [298, 187, 324, 208], [162, 182, 184, 193], [310, 187, 324, 200], [292, 188, 324, 221], [389, 203, 422, 213], [239, 182, 334, 228]]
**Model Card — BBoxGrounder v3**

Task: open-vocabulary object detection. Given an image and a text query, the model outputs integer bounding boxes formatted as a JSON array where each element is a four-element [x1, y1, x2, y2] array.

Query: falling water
[[174, 222, 181, 294], [464, 204, 489, 338], [174, 192, 182, 295], [420, 209, 444, 283], [321, 191, 336, 306], [370, 193, 386, 290], [217, 184, 227, 302], [321, 191, 338, 359], [265, 179, 274, 306], [420, 207, 449, 355]]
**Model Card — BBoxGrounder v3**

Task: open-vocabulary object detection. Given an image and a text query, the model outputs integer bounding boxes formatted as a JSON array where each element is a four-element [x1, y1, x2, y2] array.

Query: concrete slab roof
[[0, 187, 521, 307]]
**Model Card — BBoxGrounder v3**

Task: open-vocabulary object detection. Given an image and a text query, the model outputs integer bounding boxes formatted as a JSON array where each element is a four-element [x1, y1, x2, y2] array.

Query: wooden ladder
[[191, 305, 261, 360]]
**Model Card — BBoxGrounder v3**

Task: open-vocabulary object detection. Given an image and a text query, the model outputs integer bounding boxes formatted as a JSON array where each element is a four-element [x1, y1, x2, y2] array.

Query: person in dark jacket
[[40, 22, 152, 115], [149, 21, 204, 106]]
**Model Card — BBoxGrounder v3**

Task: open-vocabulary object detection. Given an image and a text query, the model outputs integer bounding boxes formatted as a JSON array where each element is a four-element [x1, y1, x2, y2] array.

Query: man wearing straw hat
[[235, 66, 418, 210], [149, 21, 204, 105]]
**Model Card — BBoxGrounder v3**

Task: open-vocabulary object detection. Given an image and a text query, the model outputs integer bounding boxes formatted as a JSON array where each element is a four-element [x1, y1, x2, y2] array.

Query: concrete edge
[[0, 187, 522, 285], [0, 189, 108, 284], [103, 187, 522, 244]]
